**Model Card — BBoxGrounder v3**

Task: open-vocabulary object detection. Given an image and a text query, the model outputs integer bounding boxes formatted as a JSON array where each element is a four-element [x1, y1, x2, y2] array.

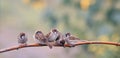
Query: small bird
[[18, 32, 28, 46], [65, 33, 80, 40], [46, 28, 65, 47], [34, 31, 52, 49], [46, 28, 60, 42], [65, 32, 85, 47], [58, 35, 65, 47]]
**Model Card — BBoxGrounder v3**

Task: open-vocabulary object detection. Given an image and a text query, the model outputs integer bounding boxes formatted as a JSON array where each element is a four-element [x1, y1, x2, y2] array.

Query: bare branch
[[0, 41, 120, 53]]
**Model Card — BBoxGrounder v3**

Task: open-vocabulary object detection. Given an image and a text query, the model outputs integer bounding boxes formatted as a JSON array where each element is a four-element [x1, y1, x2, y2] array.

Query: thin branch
[[0, 41, 120, 53]]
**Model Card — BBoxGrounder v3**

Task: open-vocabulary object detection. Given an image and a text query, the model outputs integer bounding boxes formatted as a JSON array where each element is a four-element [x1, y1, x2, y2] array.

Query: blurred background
[[0, 0, 120, 58]]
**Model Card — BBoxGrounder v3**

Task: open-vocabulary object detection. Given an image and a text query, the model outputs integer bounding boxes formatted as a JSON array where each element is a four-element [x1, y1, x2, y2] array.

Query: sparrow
[[34, 31, 52, 49], [65, 32, 86, 47], [18, 32, 28, 46], [46, 28, 60, 42], [46, 28, 65, 47], [58, 35, 65, 47]]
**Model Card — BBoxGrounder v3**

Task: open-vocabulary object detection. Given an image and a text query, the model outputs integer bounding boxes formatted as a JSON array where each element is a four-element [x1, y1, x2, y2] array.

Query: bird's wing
[[69, 36, 80, 40], [45, 32, 51, 38], [55, 34, 60, 41], [56, 32, 64, 41], [69, 36, 88, 42]]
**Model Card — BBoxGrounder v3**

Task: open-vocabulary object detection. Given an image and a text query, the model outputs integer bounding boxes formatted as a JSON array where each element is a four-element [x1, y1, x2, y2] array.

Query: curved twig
[[0, 41, 120, 53]]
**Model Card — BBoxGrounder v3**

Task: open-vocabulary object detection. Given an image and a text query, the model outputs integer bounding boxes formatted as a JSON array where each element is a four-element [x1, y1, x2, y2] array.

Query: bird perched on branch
[[46, 28, 65, 47], [65, 33, 86, 47], [18, 32, 28, 46], [34, 31, 52, 49]]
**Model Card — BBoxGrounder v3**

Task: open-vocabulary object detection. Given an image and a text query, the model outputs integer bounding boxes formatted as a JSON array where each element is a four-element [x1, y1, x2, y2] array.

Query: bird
[[18, 32, 28, 47], [34, 31, 52, 49], [58, 35, 65, 47], [54, 34, 65, 47], [65, 32, 86, 47], [46, 28, 60, 42], [46, 28, 65, 47], [65, 33, 80, 40]]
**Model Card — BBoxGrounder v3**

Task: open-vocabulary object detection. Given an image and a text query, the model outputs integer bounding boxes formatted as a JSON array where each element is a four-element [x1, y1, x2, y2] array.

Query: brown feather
[[45, 32, 51, 38], [69, 36, 80, 40]]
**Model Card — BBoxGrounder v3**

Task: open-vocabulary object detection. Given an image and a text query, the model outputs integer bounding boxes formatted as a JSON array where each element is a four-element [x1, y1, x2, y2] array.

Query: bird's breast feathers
[[49, 33, 58, 41]]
